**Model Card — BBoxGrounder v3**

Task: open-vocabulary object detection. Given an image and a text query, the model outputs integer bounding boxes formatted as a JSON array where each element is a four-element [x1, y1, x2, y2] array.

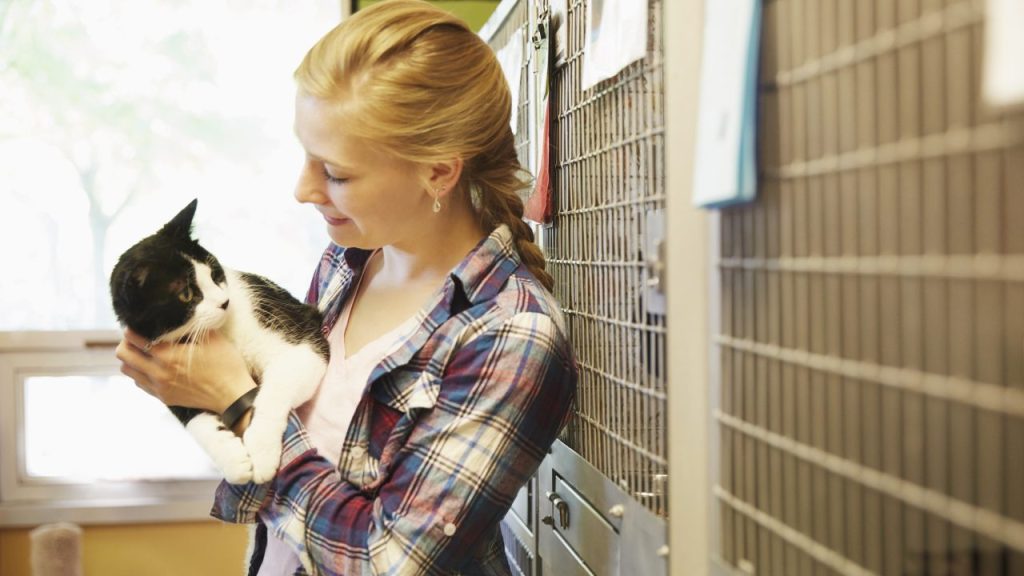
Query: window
[[0, 0, 341, 526]]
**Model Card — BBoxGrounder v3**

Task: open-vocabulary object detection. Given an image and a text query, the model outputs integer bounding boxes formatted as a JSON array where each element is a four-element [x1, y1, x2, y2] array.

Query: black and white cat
[[109, 199, 328, 484]]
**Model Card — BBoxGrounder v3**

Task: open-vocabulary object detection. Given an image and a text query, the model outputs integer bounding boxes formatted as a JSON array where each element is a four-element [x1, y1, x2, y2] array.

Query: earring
[[432, 188, 442, 213]]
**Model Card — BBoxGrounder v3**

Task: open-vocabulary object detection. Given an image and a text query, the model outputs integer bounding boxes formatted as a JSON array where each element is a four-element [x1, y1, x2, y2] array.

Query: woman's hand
[[116, 329, 256, 414]]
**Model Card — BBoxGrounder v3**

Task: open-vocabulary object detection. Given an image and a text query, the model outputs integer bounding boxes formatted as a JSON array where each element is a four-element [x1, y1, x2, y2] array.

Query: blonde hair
[[294, 0, 553, 291]]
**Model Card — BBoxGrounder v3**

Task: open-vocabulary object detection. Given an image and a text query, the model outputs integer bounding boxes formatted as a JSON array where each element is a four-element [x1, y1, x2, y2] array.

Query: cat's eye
[[178, 286, 194, 303]]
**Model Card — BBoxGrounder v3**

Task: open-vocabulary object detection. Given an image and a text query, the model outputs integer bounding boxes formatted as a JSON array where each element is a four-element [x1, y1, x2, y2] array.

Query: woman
[[115, 1, 577, 574]]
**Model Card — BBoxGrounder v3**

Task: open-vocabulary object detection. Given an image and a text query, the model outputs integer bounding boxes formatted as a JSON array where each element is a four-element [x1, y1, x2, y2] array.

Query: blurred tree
[[0, 0, 269, 325]]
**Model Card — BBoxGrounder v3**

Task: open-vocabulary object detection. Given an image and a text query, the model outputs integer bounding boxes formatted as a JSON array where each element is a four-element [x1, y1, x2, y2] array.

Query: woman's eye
[[178, 286, 194, 303], [322, 166, 348, 184]]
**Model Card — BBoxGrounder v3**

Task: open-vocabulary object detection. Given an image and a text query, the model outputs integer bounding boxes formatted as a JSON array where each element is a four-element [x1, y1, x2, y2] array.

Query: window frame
[[0, 330, 222, 527]]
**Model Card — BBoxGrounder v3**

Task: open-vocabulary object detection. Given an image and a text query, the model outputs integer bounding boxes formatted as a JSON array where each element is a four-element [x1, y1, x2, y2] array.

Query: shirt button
[[443, 522, 457, 537]]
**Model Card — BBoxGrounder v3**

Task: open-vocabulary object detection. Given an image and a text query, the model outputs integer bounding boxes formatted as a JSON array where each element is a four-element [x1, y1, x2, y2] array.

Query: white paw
[[250, 446, 281, 484], [244, 422, 284, 484], [189, 413, 255, 485], [222, 453, 254, 485]]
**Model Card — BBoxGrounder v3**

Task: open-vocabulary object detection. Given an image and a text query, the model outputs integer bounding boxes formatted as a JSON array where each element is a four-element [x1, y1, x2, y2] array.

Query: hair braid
[[469, 130, 554, 292]]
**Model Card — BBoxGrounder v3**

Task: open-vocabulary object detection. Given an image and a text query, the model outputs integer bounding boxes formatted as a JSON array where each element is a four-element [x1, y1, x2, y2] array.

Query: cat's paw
[[187, 413, 254, 484], [221, 450, 254, 485], [244, 423, 284, 484], [250, 447, 281, 485]]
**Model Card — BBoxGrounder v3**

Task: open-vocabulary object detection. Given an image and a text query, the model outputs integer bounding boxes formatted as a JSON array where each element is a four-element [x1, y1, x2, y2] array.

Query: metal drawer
[[538, 442, 667, 576]]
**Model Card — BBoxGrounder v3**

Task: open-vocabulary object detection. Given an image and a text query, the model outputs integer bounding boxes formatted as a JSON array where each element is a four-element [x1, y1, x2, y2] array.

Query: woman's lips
[[323, 214, 349, 225]]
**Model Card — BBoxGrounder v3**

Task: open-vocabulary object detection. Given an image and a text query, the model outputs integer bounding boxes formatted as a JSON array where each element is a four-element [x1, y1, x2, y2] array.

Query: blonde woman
[[116, 1, 577, 574]]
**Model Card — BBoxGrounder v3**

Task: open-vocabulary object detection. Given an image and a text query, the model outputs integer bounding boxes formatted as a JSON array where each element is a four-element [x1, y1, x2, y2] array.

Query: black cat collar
[[221, 388, 258, 430]]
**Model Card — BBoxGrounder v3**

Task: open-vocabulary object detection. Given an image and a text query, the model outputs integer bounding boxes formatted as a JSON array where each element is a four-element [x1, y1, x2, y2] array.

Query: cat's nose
[[220, 299, 230, 310]]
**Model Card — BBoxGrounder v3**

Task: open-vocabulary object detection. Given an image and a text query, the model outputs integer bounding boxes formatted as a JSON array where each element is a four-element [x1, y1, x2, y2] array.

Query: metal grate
[[716, 0, 1024, 574], [486, 0, 531, 172], [484, 3, 537, 571], [542, 0, 669, 517], [500, 521, 535, 576]]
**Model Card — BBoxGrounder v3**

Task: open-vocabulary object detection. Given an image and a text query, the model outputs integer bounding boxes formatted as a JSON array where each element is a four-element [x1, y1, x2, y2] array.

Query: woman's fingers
[[120, 363, 156, 397], [117, 329, 253, 412], [116, 334, 171, 391], [122, 328, 151, 352], [115, 336, 162, 369]]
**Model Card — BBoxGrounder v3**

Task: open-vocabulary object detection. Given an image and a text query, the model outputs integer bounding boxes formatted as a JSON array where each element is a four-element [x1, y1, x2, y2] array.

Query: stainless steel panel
[[539, 441, 668, 576], [548, 476, 620, 574]]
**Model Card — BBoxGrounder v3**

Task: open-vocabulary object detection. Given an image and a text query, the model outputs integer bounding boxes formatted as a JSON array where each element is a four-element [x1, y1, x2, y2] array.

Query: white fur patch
[[178, 266, 327, 486], [187, 413, 253, 484], [158, 260, 230, 344]]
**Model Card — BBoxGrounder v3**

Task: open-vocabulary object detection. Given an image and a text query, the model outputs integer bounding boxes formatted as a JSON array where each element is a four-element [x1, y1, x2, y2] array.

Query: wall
[[0, 521, 248, 576], [665, 0, 711, 573]]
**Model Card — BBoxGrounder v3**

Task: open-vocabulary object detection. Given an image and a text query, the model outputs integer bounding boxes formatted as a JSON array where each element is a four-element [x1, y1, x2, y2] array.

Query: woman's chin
[[327, 226, 361, 248]]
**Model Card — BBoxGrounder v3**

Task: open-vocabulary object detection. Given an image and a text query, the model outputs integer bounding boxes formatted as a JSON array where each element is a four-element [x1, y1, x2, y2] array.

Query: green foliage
[[356, 0, 502, 32]]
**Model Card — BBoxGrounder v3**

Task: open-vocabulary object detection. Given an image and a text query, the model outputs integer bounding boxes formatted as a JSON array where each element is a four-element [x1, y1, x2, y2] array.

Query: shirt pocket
[[370, 367, 442, 415], [366, 370, 442, 488]]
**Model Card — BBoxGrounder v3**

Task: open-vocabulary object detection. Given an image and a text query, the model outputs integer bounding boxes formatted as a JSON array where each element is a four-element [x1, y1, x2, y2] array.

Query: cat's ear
[[158, 199, 199, 240]]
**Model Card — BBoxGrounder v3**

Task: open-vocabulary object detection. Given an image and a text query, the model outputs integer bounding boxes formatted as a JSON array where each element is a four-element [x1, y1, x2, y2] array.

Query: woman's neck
[[375, 202, 487, 287]]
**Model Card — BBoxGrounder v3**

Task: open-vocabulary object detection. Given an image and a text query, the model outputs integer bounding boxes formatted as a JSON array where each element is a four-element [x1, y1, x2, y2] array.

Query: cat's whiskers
[[183, 321, 212, 382], [183, 326, 200, 381]]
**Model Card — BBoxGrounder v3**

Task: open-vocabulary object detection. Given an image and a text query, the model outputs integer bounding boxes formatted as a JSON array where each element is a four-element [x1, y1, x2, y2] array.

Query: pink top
[[258, 258, 417, 575]]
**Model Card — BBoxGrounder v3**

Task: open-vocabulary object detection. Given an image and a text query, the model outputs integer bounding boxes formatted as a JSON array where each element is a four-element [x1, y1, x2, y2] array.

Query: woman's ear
[[425, 157, 464, 199]]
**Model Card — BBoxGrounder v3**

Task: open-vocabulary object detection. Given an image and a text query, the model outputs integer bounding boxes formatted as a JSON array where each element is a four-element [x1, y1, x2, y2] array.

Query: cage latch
[[645, 238, 667, 294], [543, 491, 571, 529]]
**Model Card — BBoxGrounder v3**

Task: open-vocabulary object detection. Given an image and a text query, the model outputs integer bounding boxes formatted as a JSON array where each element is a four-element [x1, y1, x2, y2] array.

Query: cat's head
[[109, 199, 231, 343]]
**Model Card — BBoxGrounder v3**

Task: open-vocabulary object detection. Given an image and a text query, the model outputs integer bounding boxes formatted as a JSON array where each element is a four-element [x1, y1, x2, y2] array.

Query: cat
[[109, 199, 328, 484]]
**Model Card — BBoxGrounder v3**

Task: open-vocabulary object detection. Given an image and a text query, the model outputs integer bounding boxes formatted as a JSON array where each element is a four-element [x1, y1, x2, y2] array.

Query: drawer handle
[[545, 491, 571, 530]]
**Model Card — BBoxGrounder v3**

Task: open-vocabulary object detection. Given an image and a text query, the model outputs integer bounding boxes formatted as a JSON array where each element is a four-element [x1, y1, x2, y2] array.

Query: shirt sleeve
[[210, 311, 576, 576]]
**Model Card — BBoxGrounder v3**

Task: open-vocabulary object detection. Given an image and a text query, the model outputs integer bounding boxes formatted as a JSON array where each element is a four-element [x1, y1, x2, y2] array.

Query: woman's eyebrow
[[292, 127, 356, 170], [304, 149, 356, 172], [320, 157, 356, 172]]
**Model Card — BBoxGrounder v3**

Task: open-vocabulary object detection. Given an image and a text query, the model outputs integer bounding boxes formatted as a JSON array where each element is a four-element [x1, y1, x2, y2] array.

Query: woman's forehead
[[294, 96, 366, 165]]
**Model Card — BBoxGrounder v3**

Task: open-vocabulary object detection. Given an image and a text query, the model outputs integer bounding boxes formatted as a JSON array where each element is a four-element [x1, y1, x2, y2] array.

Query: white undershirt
[[258, 256, 418, 576]]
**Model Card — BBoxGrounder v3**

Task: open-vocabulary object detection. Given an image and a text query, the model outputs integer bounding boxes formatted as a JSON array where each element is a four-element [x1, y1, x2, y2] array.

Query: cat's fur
[[109, 199, 328, 484]]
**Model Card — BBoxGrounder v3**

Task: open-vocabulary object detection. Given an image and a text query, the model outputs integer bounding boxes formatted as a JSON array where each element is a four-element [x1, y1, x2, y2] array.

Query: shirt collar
[[446, 224, 520, 307]]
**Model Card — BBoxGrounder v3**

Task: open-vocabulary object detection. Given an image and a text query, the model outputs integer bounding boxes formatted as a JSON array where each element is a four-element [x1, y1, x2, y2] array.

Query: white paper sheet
[[983, 0, 1024, 108], [496, 28, 524, 134], [581, 0, 648, 91], [691, 0, 760, 208]]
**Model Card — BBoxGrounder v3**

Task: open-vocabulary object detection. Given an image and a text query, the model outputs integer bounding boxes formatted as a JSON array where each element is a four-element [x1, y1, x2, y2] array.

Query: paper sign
[[983, 0, 1024, 108], [581, 0, 648, 90], [691, 0, 761, 208], [496, 28, 525, 134]]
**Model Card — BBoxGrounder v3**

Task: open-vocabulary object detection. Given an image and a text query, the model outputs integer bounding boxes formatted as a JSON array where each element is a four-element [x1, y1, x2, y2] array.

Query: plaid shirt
[[211, 225, 577, 576]]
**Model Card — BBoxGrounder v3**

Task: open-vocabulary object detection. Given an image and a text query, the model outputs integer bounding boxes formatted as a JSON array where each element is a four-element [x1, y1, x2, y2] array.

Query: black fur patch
[[109, 200, 207, 342], [242, 272, 330, 361]]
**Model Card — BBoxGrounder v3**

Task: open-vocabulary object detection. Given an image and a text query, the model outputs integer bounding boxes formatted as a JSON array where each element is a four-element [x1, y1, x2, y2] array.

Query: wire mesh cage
[[716, 0, 1024, 574], [485, 5, 537, 575], [541, 0, 669, 518], [487, 0, 531, 171], [485, 0, 668, 521]]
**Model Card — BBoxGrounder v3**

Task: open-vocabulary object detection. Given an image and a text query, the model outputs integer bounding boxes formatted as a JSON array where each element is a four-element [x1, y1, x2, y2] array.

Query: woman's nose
[[294, 164, 327, 205]]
